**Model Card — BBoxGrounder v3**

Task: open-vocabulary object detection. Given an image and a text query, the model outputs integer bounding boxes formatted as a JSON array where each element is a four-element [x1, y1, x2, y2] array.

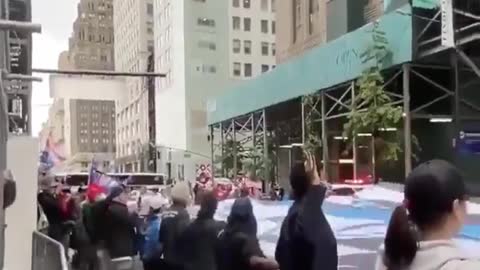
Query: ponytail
[[383, 206, 418, 270]]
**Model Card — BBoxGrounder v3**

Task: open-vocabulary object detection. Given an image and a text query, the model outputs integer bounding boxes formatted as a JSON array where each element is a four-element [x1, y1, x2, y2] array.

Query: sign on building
[[441, 0, 455, 48]]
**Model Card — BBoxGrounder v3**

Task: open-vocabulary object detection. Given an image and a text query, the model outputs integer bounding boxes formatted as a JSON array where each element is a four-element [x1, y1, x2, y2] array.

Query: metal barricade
[[31, 231, 69, 270]]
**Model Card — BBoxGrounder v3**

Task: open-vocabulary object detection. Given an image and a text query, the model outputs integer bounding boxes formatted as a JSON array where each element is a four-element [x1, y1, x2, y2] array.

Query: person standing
[[180, 191, 225, 270], [159, 182, 191, 270], [142, 196, 165, 270], [275, 151, 337, 270], [103, 187, 138, 259], [216, 197, 278, 270], [375, 160, 480, 270]]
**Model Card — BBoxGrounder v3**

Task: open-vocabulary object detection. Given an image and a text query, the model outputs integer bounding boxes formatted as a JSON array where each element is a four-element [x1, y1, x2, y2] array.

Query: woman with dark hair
[[216, 197, 279, 270], [376, 159, 479, 270], [275, 151, 337, 270]]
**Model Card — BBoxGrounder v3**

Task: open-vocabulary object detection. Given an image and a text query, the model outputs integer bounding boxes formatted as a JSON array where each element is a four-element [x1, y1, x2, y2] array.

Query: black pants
[[143, 258, 167, 270]]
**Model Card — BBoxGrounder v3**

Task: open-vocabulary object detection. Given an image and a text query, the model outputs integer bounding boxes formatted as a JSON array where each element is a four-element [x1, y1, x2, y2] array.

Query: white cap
[[149, 195, 167, 210]]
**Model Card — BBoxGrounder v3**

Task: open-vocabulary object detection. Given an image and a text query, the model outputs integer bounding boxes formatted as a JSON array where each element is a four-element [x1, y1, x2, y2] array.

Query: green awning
[[208, 4, 413, 125], [412, 0, 440, 9]]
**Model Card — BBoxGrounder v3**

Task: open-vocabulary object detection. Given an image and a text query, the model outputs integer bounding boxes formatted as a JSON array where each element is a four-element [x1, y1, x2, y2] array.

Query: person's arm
[[108, 204, 136, 227]]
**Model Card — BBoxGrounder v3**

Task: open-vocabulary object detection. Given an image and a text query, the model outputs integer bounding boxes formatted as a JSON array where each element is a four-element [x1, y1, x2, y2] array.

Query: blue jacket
[[142, 215, 162, 261]]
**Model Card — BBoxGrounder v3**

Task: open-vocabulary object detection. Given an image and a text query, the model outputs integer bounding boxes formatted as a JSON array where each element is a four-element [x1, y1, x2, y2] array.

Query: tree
[[303, 94, 323, 154], [343, 21, 418, 180], [216, 139, 244, 177]]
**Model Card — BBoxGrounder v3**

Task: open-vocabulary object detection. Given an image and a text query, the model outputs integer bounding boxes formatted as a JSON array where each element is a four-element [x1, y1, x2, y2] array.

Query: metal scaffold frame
[[211, 110, 268, 179]]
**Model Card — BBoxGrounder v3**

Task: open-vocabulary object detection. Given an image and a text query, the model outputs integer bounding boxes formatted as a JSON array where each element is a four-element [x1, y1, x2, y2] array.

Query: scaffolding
[[208, 2, 480, 190]]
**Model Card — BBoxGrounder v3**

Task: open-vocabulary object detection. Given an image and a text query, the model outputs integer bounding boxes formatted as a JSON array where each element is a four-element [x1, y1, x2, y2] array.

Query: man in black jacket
[[275, 151, 338, 270], [180, 191, 225, 270], [159, 182, 191, 270], [103, 187, 138, 259]]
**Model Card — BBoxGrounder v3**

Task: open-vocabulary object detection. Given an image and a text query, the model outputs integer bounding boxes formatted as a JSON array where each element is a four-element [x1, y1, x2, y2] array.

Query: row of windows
[[233, 0, 276, 12], [232, 17, 275, 34], [233, 63, 275, 77], [80, 138, 111, 145], [80, 129, 111, 135], [198, 40, 216, 51], [197, 18, 215, 27], [232, 40, 276, 56]]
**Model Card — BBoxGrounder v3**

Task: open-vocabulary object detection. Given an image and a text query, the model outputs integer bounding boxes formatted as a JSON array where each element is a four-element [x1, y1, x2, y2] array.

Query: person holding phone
[[275, 150, 338, 270]]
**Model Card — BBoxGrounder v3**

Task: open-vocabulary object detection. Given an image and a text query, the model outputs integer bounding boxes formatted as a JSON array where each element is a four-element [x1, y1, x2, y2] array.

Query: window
[[198, 18, 215, 27], [243, 0, 250, 8], [272, 43, 276, 56], [293, 0, 301, 43], [243, 18, 251, 31], [261, 42, 269, 56], [233, 0, 240, 7], [233, 16, 241, 30], [233, 62, 241, 76], [261, 65, 269, 73], [244, 63, 252, 77], [233, 39, 241, 53], [261, 20, 269, 33], [271, 0, 276, 12], [198, 40, 216, 50], [261, 0, 268, 11], [308, 0, 316, 34], [272, 21, 276, 34], [244, 40, 251, 54], [147, 3, 153, 15]]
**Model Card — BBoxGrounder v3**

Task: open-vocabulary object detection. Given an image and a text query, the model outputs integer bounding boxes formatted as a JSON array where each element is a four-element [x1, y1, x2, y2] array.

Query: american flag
[[88, 160, 124, 195]]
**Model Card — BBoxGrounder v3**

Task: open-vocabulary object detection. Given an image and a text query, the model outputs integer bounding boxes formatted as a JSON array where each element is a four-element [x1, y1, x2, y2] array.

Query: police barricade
[[31, 231, 69, 270]]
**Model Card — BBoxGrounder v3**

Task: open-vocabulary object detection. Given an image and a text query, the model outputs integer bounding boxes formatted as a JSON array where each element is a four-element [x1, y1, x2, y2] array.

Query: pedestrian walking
[[142, 196, 165, 270], [375, 159, 480, 270], [275, 150, 337, 270]]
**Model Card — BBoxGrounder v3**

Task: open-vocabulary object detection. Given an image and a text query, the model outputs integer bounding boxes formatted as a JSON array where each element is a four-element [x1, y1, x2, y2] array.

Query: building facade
[[276, 0, 387, 64], [154, 0, 231, 181], [113, 0, 154, 172], [45, 76, 125, 173], [61, 0, 114, 70], [229, 0, 277, 78]]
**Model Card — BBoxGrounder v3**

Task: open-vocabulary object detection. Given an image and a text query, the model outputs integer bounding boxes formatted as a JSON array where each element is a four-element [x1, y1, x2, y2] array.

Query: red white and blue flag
[[88, 160, 125, 195]]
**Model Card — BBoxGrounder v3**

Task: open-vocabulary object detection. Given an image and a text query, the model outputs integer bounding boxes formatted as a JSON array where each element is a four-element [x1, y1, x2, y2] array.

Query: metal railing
[[31, 231, 69, 270]]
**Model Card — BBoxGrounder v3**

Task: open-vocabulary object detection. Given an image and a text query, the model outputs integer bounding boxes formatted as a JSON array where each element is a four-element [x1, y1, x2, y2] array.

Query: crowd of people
[[36, 151, 480, 270]]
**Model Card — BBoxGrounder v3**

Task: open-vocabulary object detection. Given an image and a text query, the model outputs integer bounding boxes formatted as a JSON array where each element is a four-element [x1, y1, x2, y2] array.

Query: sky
[[31, 0, 78, 136]]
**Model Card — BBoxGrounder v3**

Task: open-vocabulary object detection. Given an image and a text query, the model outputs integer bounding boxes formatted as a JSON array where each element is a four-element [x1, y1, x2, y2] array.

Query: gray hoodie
[[375, 240, 480, 270]]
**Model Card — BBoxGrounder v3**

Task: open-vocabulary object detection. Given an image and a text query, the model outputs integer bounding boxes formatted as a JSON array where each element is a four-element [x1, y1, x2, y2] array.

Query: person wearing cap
[[159, 182, 191, 270], [376, 159, 480, 270], [141, 195, 165, 270], [179, 191, 225, 270]]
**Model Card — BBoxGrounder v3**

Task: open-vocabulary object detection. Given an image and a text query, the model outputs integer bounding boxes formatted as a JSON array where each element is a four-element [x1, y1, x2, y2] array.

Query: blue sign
[[458, 131, 480, 155]]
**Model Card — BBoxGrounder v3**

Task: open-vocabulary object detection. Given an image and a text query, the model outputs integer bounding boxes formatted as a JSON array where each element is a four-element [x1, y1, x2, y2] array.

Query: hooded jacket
[[159, 204, 190, 266], [374, 240, 480, 270], [275, 185, 337, 270], [216, 198, 265, 270]]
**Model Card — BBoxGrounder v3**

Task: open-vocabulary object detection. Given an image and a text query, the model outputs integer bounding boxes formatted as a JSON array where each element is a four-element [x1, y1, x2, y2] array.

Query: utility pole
[[0, 0, 42, 267]]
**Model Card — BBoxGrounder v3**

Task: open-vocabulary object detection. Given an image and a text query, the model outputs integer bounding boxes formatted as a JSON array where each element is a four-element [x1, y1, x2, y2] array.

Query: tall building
[[61, 0, 114, 70], [229, 0, 277, 79], [45, 76, 126, 173], [113, 0, 154, 173], [153, 0, 230, 180], [276, 0, 327, 64], [276, 0, 387, 64]]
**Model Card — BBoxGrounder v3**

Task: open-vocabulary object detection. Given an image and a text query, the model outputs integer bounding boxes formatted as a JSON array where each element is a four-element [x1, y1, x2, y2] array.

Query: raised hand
[[303, 150, 321, 185]]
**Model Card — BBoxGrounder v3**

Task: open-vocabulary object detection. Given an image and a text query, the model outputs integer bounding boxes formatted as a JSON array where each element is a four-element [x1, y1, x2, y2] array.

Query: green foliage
[[215, 139, 244, 177], [343, 21, 412, 162], [303, 94, 322, 154], [240, 146, 273, 181]]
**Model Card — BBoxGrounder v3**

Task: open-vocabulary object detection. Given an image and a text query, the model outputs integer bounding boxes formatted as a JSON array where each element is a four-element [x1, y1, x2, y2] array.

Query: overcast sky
[[31, 0, 78, 136]]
